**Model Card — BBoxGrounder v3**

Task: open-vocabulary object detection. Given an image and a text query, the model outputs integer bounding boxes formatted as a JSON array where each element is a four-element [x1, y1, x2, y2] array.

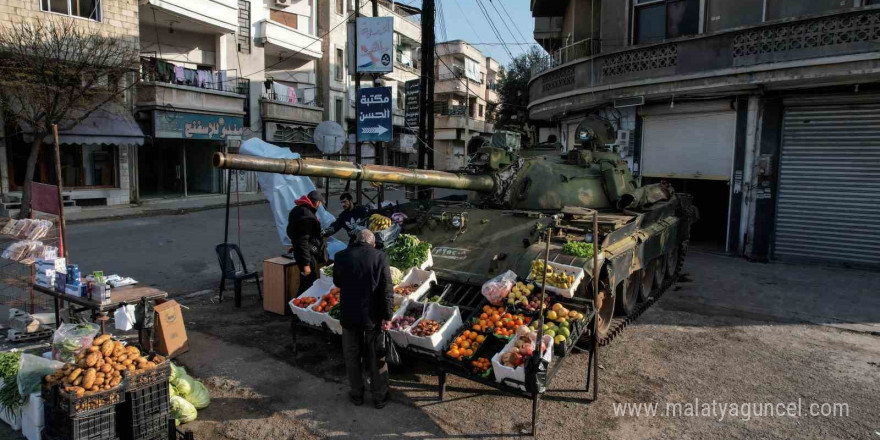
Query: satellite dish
[[314, 121, 346, 155]]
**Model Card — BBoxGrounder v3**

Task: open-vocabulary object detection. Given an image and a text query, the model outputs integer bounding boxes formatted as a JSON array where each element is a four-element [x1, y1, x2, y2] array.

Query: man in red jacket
[[287, 190, 326, 292]]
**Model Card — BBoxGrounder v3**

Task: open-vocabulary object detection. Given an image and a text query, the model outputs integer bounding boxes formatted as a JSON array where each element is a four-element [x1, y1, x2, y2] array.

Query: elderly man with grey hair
[[334, 228, 394, 408]]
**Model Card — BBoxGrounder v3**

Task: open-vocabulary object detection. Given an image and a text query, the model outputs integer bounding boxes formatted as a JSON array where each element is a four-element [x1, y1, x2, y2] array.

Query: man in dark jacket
[[334, 229, 394, 408], [324, 192, 370, 244], [287, 190, 326, 292]]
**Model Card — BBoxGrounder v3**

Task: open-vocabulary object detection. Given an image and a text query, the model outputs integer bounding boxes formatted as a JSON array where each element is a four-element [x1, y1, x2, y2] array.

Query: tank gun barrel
[[212, 153, 497, 192]]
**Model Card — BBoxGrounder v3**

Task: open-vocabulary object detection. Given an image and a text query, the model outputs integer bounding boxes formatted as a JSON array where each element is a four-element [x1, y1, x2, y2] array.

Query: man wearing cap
[[287, 190, 327, 292], [324, 192, 370, 244]]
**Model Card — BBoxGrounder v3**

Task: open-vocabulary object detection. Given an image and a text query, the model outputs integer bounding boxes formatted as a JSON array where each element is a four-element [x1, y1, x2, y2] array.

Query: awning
[[22, 103, 145, 146]]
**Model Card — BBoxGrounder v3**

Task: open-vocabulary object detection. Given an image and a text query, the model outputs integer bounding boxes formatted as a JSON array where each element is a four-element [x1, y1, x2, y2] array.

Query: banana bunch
[[369, 214, 392, 232], [530, 260, 575, 289]]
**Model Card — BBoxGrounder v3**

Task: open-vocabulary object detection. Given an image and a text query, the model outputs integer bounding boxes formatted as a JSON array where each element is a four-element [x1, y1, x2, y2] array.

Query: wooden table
[[32, 284, 168, 344]]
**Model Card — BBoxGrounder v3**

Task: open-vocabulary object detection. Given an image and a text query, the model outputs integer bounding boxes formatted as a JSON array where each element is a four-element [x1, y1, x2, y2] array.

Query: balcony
[[255, 20, 322, 60], [137, 57, 247, 115], [529, 7, 880, 120], [534, 16, 563, 39], [143, 0, 238, 33], [261, 99, 323, 125]]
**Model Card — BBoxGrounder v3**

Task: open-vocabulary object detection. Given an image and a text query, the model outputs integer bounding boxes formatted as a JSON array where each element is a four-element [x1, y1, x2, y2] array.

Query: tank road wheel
[[665, 246, 679, 280], [654, 257, 667, 288], [639, 263, 656, 302], [595, 281, 616, 337], [617, 273, 640, 316]]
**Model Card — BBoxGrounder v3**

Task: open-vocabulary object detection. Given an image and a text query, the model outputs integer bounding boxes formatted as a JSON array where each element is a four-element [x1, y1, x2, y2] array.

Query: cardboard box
[[263, 257, 300, 315], [153, 299, 188, 357]]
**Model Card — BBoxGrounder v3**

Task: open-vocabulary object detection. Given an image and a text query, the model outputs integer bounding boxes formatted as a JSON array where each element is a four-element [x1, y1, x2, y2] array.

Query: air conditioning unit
[[275, 0, 292, 6]]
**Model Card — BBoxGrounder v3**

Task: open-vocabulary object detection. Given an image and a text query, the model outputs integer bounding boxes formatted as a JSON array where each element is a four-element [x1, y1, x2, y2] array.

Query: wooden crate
[[263, 257, 300, 315]]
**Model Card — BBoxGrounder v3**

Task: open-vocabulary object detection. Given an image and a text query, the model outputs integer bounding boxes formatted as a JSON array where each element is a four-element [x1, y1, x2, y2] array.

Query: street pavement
[[66, 189, 462, 295]]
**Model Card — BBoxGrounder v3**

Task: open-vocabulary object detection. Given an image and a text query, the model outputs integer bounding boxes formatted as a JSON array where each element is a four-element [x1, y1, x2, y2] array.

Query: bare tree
[[0, 19, 140, 217]]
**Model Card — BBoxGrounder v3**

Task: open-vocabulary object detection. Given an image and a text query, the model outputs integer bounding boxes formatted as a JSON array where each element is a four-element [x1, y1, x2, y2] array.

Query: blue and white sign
[[357, 87, 392, 142]]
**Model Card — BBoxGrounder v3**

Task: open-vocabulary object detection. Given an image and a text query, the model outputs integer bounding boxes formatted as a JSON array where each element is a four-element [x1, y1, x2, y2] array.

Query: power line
[[474, 0, 514, 60], [496, 0, 532, 50], [451, 0, 498, 60], [486, 0, 526, 56]]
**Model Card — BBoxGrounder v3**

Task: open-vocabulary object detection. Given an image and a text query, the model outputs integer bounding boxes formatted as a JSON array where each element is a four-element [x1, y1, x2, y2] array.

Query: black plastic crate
[[53, 385, 126, 417], [122, 360, 171, 392], [119, 413, 170, 440], [44, 402, 117, 440], [118, 381, 171, 427]]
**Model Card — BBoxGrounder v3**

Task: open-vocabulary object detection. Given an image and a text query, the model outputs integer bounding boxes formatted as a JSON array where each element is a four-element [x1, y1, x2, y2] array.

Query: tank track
[[595, 241, 688, 347]]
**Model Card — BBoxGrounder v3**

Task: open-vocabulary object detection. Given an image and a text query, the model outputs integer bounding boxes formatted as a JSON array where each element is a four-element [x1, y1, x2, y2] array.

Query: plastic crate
[[117, 381, 170, 427], [53, 386, 125, 418], [122, 360, 170, 392], [118, 413, 170, 440], [44, 403, 117, 440]]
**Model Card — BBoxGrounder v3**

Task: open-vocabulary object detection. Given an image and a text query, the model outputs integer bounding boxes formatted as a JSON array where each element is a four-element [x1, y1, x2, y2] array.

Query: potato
[[109, 377, 121, 387], [114, 364, 125, 371], [82, 369, 96, 389], [68, 368, 83, 382], [73, 376, 82, 386], [93, 334, 111, 346], [122, 359, 132, 366], [85, 352, 100, 367], [74, 387, 85, 397], [100, 364, 113, 374], [126, 346, 140, 357], [116, 355, 128, 363], [101, 340, 114, 357], [94, 377, 104, 386], [127, 364, 135, 371], [87, 346, 100, 353]]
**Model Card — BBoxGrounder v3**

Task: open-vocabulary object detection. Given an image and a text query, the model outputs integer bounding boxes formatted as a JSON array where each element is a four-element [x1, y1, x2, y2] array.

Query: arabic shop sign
[[357, 87, 392, 143], [153, 110, 244, 140], [356, 17, 393, 73], [404, 79, 420, 133]]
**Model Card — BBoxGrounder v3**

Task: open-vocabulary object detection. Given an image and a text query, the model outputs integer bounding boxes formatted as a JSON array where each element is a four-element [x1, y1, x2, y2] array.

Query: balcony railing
[[263, 80, 322, 108], [140, 57, 248, 95], [531, 39, 601, 77]]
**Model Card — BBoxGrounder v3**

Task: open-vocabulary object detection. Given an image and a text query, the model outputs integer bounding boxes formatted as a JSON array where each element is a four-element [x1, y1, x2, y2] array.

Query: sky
[[405, 0, 538, 68]]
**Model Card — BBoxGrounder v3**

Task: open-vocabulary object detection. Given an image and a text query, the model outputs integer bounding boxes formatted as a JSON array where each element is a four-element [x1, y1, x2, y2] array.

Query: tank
[[213, 118, 697, 339]]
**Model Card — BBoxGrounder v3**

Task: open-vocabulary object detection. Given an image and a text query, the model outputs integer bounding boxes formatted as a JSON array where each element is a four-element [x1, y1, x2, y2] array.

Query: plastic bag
[[51, 323, 99, 363], [170, 395, 197, 424], [17, 354, 63, 397], [184, 380, 210, 409], [114, 305, 136, 331], [481, 270, 517, 305]]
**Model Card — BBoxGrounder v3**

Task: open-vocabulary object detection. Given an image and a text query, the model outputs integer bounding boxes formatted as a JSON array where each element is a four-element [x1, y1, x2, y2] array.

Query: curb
[[67, 199, 269, 224]]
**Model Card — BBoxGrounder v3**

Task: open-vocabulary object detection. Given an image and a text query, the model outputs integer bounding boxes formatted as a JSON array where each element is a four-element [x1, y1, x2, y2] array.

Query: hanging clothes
[[183, 68, 196, 86], [197, 70, 211, 88], [156, 60, 172, 82], [288, 86, 298, 104], [273, 82, 288, 102], [173, 65, 185, 84]]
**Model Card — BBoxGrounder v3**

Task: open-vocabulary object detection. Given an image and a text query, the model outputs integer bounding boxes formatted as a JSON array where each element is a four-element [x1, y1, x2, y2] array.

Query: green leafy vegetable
[[387, 234, 432, 270], [170, 395, 197, 424], [0, 352, 23, 419], [321, 265, 333, 278], [390, 267, 403, 285], [172, 374, 194, 396], [562, 241, 594, 258], [328, 304, 341, 320], [184, 381, 211, 409]]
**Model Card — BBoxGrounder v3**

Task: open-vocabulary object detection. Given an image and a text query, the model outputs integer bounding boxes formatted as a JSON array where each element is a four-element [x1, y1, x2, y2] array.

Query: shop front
[[138, 110, 244, 199], [6, 105, 144, 207]]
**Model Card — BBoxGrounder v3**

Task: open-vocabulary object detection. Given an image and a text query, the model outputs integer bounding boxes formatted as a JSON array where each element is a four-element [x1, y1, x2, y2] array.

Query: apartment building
[[316, 0, 421, 166], [529, 0, 880, 266], [0, 0, 143, 207], [433, 41, 500, 170]]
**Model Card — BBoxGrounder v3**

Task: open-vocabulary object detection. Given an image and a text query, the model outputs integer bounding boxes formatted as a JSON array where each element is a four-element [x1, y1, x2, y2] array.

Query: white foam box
[[405, 303, 462, 352], [23, 393, 43, 427], [394, 269, 437, 302], [491, 334, 554, 391], [289, 278, 334, 326], [388, 299, 426, 347], [528, 260, 585, 298], [21, 411, 40, 440]]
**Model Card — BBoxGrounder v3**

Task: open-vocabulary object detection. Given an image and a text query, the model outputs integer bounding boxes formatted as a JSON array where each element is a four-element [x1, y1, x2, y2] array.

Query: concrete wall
[[600, 0, 629, 52], [0, 0, 140, 46], [139, 25, 217, 67]]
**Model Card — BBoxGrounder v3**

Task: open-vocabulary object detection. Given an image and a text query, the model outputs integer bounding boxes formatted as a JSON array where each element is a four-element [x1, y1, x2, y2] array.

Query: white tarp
[[240, 138, 346, 258]]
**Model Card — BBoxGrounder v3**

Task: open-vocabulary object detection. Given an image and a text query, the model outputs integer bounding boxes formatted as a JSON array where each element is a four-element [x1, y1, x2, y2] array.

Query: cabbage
[[390, 267, 403, 286], [172, 374, 194, 396], [169, 363, 187, 383], [170, 395, 197, 424], [184, 380, 210, 409], [169, 384, 178, 398]]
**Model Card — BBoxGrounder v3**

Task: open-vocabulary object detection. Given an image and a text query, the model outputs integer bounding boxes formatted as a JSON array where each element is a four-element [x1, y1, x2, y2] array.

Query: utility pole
[[372, 0, 384, 206], [354, 2, 363, 205], [418, 0, 435, 199]]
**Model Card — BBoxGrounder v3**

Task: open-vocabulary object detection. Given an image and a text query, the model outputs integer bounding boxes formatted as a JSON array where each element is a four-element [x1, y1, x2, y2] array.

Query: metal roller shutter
[[775, 104, 880, 265]]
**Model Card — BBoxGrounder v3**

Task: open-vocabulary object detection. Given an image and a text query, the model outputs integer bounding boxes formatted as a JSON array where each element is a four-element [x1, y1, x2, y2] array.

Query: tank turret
[[212, 120, 642, 211]]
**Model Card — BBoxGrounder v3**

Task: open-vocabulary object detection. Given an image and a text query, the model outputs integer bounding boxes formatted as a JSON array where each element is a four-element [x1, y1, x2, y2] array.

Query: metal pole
[[425, 0, 435, 172], [355, 3, 363, 206], [51, 125, 67, 259], [592, 211, 599, 401], [463, 73, 469, 169], [532, 223, 551, 436], [182, 144, 188, 198]]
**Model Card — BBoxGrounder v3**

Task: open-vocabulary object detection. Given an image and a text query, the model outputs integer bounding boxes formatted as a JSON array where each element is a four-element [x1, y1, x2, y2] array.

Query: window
[[634, 0, 699, 45], [335, 97, 344, 124], [335, 48, 344, 81], [238, 0, 251, 54], [396, 87, 405, 109], [478, 104, 484, 118], [41, 0, 101, 20], [336, 0, 344, 15], [270, 9, 298, 29]]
